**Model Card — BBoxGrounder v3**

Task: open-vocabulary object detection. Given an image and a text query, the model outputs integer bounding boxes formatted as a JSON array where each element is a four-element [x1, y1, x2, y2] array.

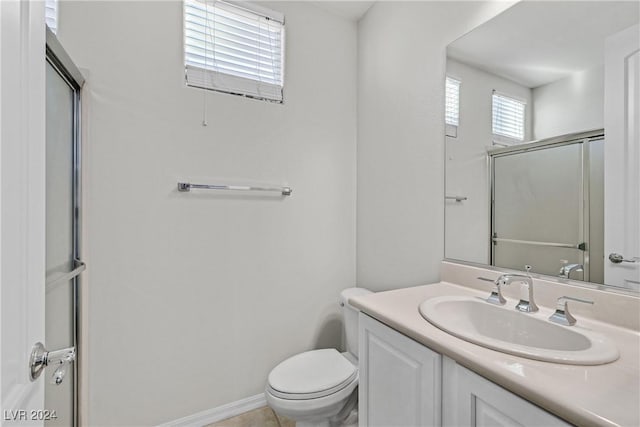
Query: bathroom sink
[[418, 296, 619, 365]]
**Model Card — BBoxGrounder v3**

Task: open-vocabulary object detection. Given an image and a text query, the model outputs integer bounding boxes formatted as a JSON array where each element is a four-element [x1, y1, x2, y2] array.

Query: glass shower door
[[45, 52, 81, 427], [492, 143, 586, 279]]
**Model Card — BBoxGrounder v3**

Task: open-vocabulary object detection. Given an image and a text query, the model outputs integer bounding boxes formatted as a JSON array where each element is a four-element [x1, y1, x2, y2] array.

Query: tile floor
[[206, 406, 295, 427]]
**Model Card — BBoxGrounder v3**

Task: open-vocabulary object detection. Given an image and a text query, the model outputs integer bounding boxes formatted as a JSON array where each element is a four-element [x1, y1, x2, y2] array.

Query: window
[[445, 77, 460, 138], [445, 77, 460, 127], [184, 0, 285, 103], [492, 92, 525, 142], [45, 0, 58, 34]]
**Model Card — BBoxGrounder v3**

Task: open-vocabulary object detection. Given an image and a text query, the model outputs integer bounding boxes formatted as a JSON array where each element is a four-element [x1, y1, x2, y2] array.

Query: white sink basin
[[418, 296, 619, 365]]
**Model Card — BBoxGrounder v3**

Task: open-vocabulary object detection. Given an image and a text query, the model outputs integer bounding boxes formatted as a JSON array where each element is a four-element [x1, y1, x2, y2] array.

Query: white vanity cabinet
[[442, 358, 572, 427], [358, 314, 442, 426], [359, 313, 572, 427]]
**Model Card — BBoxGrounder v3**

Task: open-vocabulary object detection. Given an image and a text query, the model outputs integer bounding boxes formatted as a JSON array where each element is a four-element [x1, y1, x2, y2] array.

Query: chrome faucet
[[478, 277, 506, 305], [496, 269, 538, 313], [548, 296, 594, 326], [559, 261, 584, 279]]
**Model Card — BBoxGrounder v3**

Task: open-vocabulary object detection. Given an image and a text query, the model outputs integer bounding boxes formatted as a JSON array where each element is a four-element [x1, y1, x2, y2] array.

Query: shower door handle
[[46, 259, 86, 288], [29, 342, 76, 385], [608, 253, 640, 264]]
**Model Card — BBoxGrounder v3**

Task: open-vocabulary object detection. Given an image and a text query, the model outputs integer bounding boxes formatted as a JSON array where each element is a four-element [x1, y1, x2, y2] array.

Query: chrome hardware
[[548, 296, 594, 326], [52, 365, 67, 385], [29, 342, 76, 383], [478, 276, 506, 305], [177, 182, 292, 196], [445, 195, 467, 202], [495, 271, 538, 313], [514, 265, 538, 313], [492, 237, 586, 251], [558, 260, 584, 279], [608, 253, 640, 264], [46, 258, 86, 288]]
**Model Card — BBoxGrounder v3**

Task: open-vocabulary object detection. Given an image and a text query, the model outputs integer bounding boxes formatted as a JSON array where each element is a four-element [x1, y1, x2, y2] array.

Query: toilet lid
[[268, 349, 357, 397]]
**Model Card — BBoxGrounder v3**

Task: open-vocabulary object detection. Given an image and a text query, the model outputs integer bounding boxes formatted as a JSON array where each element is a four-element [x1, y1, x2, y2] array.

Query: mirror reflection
[[444, 1, 639, 291]]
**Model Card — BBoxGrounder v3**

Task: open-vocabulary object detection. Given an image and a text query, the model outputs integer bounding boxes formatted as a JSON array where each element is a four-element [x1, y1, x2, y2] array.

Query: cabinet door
[[359, 314, 441, 427], [442, 358, 572, 427]]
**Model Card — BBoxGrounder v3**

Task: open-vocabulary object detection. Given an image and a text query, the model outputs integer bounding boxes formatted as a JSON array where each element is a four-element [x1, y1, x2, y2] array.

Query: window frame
[[491, 91, 526, 144], [445, 76, 461, 138], [183, 0, 286, 103]]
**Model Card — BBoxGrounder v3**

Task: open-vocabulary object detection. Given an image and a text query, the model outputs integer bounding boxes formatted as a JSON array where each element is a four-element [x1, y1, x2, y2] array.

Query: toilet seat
[[267, 349, 357, 400]]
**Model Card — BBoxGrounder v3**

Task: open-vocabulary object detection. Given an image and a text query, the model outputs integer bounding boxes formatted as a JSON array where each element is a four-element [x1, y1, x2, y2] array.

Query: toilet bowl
[[265, 288, 372, 427]]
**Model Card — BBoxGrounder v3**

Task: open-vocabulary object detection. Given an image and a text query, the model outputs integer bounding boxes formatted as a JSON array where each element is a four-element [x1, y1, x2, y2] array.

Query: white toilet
[[265, 287, 372, 427]]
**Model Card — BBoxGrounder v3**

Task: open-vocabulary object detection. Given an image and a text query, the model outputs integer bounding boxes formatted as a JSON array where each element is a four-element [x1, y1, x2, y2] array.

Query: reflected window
[[45, 0, 57, 33], [492, 92, 525, 142], [445, 76, 460, 137]]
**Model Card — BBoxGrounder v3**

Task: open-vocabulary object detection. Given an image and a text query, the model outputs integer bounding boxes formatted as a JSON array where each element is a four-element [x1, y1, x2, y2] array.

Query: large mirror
[[444, 1, 639, 292]]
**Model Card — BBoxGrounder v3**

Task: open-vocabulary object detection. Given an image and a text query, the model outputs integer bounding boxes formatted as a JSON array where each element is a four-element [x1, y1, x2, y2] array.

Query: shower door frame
[[488, 129, 605, 282], [45, 27, 85, 427]]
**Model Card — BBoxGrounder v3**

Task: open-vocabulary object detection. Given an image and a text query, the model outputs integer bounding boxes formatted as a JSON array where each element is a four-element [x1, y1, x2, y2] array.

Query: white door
[[604, 24, 640, 290], [0, 1, 47, 424]]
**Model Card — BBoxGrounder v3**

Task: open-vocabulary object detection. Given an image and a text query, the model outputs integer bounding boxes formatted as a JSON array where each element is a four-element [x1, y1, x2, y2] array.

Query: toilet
[[265, 287, 372, 427]]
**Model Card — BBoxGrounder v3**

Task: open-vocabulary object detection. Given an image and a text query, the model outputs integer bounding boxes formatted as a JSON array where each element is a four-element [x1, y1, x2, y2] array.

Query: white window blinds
[[492, 92, 525, 141], [45, 0, 58, 34], [445, 77, 460, 127], [184, 0, 285, 102]]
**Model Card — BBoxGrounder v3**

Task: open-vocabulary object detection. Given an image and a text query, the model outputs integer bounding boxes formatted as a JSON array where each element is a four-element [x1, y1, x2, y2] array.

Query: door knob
[[29, 342, 75, 383], [608, 253, 640, 264]]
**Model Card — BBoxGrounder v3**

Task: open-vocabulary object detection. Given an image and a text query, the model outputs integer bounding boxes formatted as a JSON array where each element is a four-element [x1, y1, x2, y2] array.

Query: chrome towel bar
[[177, 182, 292, 196], [445, 195, 468, 202], [492, 237, 586, 251]]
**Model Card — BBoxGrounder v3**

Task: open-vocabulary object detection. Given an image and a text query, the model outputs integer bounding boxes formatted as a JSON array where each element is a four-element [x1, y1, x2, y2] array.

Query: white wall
[[444, 59, 532, 264], [356, 1, 516, 291], [533, 65, 604, 139], [58, 2, 357, 425]]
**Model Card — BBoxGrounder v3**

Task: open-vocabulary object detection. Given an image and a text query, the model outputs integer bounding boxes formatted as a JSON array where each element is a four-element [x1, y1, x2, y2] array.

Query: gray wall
[[533, 65, 604, 139], [58, 2, 357, 425], [356, 1, 516, 291]]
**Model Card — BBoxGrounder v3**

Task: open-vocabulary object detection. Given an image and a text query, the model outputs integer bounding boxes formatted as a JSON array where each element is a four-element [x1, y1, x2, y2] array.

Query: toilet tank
[[339, 287, 372, 359]]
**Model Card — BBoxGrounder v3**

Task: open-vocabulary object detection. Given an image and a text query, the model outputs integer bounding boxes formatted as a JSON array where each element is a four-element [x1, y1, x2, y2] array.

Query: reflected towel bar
[[446, 195, 468, 202], [46, 259, 86, 288], [178, 182, 292, 196], [492, 237, 586, 251]]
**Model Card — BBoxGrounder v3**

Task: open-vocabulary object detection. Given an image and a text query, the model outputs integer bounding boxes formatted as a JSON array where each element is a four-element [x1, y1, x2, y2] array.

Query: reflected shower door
[[45, 58, 79, 426], [492, 143, 586, 279]]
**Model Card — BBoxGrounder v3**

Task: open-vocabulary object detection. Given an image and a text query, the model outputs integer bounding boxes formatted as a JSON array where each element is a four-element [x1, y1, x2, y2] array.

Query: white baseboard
[[158, 393, 267, 427]]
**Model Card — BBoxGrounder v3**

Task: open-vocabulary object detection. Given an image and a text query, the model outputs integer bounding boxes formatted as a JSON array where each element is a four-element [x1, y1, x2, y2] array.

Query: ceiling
[[447, 1, 640, 88], [310, 1, 375, 22]]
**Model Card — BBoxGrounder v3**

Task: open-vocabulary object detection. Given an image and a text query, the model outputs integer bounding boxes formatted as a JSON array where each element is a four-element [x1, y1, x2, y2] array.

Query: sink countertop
[[350, 281, 640, 427]]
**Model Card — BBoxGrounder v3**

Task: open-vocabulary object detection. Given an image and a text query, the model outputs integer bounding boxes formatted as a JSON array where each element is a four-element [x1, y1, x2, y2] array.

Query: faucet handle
[[477, 277, 506, 305], [559, 260, 568, 275], [548, 296, 594, 326]]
